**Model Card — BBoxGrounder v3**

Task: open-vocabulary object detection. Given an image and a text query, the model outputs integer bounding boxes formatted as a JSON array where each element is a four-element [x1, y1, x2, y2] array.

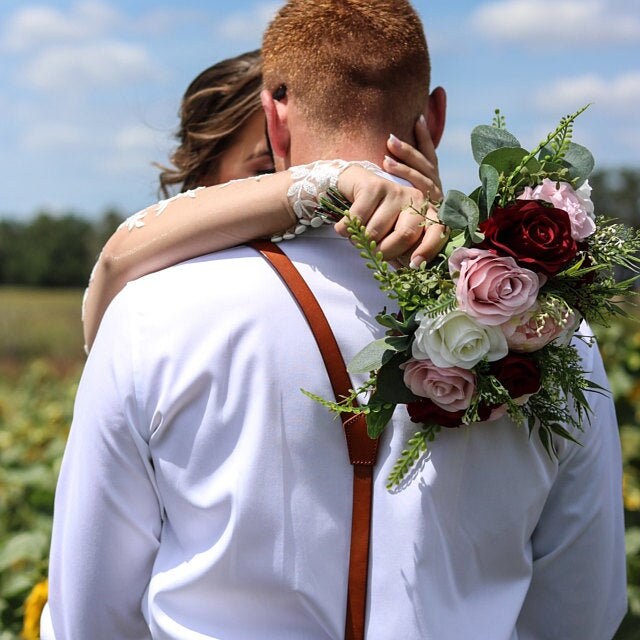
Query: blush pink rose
[[401, 358, 476, 412], [449, 247, 544, 326], [501, 301, 579, 353], [518, 178, 595, 241]]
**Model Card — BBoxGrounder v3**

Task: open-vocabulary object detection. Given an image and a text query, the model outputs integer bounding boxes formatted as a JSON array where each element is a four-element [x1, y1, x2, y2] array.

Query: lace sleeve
[[271, 160, 379, 242]]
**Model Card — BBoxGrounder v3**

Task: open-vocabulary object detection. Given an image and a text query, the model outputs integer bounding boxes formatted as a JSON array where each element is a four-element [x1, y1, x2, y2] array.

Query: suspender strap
[[250, 241, 378, 640]]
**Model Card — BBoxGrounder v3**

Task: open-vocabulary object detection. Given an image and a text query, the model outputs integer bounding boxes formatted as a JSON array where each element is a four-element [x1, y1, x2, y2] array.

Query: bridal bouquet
[[308, 106, 640, 488]]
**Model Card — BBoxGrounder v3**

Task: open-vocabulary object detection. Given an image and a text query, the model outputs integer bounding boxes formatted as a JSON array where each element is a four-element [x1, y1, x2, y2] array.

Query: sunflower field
[[0, 287, 639, 638]]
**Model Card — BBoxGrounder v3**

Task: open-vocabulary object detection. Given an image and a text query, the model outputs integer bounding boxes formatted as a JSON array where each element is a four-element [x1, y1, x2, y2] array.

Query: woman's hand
[[384, 114, 442, 203], [335, 116, 447, 268], [335, 163, 446, 268]]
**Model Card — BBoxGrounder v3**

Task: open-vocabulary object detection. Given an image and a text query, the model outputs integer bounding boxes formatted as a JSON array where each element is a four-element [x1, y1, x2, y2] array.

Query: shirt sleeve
[[516, 334, 628, 640], [48, 286, 161, 639]]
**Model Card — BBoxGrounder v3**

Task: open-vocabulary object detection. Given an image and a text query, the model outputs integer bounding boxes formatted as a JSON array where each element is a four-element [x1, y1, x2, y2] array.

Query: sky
[[0, 0, 639, 221]]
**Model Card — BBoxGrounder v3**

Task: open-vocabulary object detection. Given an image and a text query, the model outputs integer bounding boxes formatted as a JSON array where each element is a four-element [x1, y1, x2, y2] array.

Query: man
[[47, 1, 627, 638]]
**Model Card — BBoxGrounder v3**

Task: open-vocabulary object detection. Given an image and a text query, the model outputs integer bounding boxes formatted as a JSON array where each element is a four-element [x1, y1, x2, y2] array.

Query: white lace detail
[[219, 174, 268, 189], [155, 187, 205, 217], [119, 209, 148, 231], [271, 160, 379, 242], [117, 187, 206, 232]]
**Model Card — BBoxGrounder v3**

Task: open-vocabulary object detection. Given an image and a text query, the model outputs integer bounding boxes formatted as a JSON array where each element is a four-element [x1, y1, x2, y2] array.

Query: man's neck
[[288, 121, 388, 167]]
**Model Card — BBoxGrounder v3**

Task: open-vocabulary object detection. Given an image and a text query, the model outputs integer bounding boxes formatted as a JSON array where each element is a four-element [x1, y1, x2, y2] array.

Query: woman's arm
[[83, 171, 296, 350], [84, 147, 445, 351]]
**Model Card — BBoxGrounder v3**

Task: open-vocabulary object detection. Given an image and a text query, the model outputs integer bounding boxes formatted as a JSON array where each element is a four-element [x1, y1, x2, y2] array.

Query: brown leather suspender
[[250, 241, 378, 640]]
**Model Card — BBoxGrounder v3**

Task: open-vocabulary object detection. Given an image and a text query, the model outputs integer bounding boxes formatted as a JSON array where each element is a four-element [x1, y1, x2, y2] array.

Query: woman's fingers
[[409, 214, 449, 268], [335, 163, 446, 262], [384, 117, 443, 202], [382, 154, 435, 199]]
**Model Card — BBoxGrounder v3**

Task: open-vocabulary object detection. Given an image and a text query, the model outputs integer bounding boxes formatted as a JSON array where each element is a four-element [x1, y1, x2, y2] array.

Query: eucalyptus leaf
[[539, 143, 594, 186], [482, 147, 539, 177], [479, 164, 500, 218], [347, 336, 408, 374], [373, 354, 420, 404], [443, 230, 468, 258], [365, 401, 396, 438], [468, 186, 482, 206], [562, 142, 595, 186], [439, 190, 480, 231], [471, 125, 520, 164]]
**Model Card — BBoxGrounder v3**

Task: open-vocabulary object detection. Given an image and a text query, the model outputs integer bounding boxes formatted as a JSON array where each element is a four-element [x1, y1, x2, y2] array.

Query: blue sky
[[1, 0, 638, 221]]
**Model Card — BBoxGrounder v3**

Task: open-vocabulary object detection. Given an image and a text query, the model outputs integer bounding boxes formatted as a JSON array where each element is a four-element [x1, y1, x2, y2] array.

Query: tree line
[[0, 168, 638, 288], [0, 210, 124, 287]]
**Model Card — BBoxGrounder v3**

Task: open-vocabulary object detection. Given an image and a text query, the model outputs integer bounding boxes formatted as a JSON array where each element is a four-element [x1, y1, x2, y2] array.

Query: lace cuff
[[271, 160, 379, 242]]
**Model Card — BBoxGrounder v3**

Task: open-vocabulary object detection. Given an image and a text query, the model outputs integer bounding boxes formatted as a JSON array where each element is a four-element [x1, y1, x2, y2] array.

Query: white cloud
[[23, 41, 156, 91], [440, 126, 473, 154], [101, 123, 165, 175], [534, 72, 640, 113], [216, 2, 282, 42], [20, 122, 89, 151], [134, 8, 201, 35], [1, 1, 120, 52], [113, 124, 159, 153], [471, 0, 640, 45]]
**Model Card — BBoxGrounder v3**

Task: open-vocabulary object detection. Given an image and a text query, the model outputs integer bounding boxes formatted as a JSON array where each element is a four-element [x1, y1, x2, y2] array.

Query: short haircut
[[262, 0, 430, 142]]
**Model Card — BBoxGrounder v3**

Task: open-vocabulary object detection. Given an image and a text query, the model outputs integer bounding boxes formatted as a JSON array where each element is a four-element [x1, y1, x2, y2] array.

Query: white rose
[[411, 309, 508, 370]]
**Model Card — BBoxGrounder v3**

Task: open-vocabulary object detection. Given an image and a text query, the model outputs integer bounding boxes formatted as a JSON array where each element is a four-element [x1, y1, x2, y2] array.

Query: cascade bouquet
[[308, 106, 640, 488]]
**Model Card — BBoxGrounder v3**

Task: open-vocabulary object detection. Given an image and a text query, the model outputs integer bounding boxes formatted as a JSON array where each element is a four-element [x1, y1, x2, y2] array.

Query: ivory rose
[[449, 247, 544, 326], [518, 178, 596, 241], [401, 358, 476, 412], [412, 309, 508, 370]]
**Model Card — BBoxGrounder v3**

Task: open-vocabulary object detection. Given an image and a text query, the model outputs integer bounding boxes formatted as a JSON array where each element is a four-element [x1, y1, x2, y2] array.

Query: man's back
[[49, 229, 626, 639]]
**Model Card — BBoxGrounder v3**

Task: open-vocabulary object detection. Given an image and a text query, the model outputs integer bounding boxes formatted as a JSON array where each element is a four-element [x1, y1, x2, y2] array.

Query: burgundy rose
[[489, 352, 541, 399], [406, 399, 491, 428], [407, 399, 465, 428], [480, 200, 578, 276]]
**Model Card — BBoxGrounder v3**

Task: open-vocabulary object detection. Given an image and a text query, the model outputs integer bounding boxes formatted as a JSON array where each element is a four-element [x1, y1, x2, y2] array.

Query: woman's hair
[[158, 50, 263, 197]]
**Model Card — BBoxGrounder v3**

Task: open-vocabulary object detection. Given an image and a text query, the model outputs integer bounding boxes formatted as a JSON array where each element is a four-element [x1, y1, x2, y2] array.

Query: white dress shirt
[[46, 227, 627, 639]]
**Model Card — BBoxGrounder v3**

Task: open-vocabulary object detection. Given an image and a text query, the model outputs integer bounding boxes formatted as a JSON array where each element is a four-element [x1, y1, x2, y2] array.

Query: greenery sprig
[[307, 107, 640, 488]]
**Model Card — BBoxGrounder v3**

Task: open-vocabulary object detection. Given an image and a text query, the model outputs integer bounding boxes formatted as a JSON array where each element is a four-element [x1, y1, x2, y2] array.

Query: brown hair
[[157, 50, 263, 197], [262, 0, 430, 143]]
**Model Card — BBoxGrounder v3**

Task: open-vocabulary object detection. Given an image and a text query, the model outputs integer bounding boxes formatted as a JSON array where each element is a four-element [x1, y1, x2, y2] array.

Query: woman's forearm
[[83, 172, 295, 350], [83, 160, 444, 352]]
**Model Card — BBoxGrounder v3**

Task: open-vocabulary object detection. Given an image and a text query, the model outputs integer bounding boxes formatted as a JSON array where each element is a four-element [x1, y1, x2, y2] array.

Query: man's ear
[[423, 86, 446, 149], [261, 89, 290, 161]]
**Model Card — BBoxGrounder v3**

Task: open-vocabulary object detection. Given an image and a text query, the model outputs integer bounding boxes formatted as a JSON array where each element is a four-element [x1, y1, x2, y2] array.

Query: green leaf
[[443, 230, 468, 258], [482, 146, 540, 177], [347, 336, 409, 374], [373, 354, 420, 404], [539, 142, 594, 186], [471, 125, 520, 164], [0, 531, 49, 572], [479, 163, 500, 218], [439, 190, 480, 231], [375, 311, 417, 334], [365, 401, 396, 438], [549, 422, 583, 446], [562, 142, 595, 185]]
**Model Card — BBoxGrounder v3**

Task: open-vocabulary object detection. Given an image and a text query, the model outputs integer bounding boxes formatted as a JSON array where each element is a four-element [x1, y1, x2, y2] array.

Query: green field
[[0, 287, 639, 638], [0, 288, 85, 363]]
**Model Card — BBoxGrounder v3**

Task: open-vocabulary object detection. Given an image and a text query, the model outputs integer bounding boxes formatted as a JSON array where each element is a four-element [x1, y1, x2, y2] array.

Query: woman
[[156, 50, 274, 192], [82, 50, 445, 351]]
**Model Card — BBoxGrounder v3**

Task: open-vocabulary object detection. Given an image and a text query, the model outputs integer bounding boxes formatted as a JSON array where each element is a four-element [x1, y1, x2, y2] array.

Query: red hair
[[262, 0, 430, 142]]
